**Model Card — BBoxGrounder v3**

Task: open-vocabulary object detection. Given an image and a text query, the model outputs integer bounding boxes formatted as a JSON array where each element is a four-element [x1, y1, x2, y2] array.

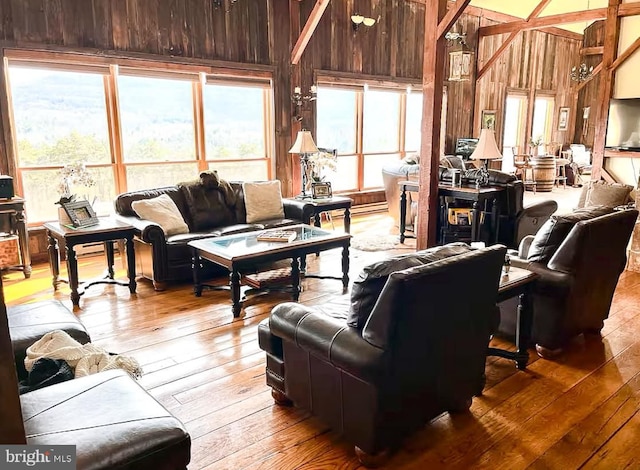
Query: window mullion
[[356, 91, 364, 191], [193, 75, 207, 171]]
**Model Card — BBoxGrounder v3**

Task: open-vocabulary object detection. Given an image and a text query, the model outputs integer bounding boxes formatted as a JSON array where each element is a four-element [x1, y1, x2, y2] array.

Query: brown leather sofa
[[503, 207, 638, 357], [115, 176, 313, 290], [258, 244, 506, 465], [1, 284, 191, 469]]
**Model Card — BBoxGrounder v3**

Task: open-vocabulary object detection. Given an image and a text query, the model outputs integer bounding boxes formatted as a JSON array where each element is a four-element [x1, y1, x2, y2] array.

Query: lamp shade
[[469, 129, 502, 160], [289, 130, 319, 154]]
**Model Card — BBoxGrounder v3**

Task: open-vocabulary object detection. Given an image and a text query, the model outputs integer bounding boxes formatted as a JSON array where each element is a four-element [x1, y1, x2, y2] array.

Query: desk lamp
[[289, 130, 319, 199], [468, 129, 502, 187]]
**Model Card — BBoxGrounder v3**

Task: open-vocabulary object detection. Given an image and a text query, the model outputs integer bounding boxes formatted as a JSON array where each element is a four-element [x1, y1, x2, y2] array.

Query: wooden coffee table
[[188, 224, 351, 317]]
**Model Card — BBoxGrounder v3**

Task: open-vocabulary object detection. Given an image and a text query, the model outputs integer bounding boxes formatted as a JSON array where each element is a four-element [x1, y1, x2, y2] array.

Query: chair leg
[[354, 446, 390, 468], [271, 388, 292, 406], [536, 344, 563, 359]]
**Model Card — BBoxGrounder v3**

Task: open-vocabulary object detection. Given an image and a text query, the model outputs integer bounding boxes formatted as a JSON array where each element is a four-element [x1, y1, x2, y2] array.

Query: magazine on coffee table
[[256, 230, 297, 243]]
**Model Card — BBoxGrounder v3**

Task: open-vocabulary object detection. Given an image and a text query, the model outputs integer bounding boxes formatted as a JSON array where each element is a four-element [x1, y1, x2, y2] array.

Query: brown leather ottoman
[[8, 300, 91, 379], [21, 369, 191, 470]]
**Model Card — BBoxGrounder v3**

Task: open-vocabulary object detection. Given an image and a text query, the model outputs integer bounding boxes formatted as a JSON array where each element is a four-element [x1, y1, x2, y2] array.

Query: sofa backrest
[[114, 186, 190, 221]]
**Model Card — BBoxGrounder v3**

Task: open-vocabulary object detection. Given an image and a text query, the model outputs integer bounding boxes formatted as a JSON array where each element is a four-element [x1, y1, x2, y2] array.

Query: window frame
[[3, 49, 275, 225], [315, 75, 423, 192]]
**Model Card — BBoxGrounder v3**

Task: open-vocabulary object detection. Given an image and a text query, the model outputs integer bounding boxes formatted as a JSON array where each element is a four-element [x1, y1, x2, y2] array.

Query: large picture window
[[316, 83, 421, 192], [6, 55, 274, 224]]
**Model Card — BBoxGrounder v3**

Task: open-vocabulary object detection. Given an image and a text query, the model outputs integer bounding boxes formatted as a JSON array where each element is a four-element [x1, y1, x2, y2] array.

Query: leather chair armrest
[[509, 258, 572, 296], [513, 200, 558, 246], [116, 215, 167, 244], [270, 303, 387, 383], [282, 199, 314, 224], [517, 235, 535, 259]]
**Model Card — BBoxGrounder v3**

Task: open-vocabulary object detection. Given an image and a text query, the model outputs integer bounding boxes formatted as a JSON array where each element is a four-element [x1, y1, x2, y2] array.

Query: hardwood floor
[[5, 212, 640, 469]]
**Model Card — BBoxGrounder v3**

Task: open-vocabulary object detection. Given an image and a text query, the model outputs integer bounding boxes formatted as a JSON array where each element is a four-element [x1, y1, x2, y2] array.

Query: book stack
[[256, 230, 297, 243]]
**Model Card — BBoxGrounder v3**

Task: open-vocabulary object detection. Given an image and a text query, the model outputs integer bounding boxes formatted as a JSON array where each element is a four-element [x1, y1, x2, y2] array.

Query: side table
[[489, 265, 537, 370], [0, 197, 32, 278], [43, 219, 137, 307], [297, 196, 353, 233]]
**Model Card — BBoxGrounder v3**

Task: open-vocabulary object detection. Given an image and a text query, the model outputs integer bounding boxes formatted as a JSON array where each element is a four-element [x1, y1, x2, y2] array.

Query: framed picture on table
[[60, 199, 99, 228]]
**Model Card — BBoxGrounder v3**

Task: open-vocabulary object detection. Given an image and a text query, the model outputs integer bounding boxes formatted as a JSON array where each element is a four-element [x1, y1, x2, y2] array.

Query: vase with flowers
[[307, 149, 338, 186], [528, 136, 544, 156], [56, 163, 96, 223]]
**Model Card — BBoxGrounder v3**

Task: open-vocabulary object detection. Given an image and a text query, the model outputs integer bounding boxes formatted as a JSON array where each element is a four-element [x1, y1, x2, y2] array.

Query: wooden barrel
[[533, 156, 556, 192]]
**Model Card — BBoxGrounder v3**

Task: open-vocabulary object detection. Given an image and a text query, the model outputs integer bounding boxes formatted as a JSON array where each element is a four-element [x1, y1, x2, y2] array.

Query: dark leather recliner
[[505, 208, 638, 357], [258, 244, 506, 465]]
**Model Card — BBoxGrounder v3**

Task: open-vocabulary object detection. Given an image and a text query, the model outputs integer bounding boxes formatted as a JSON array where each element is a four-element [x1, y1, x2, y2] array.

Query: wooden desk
[[0, 197, 31, 278], [398, 181, 505, 244], [43, 218, 136, 307]]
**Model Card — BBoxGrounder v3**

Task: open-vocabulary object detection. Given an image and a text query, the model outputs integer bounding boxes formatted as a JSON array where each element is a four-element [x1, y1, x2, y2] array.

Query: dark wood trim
[[618, 3, 640, 17], [436, 0, 472, 39], [315, 70, 423, 87]]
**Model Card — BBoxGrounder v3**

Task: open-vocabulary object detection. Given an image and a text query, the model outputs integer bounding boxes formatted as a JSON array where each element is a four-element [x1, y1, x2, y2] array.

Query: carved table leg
[[105, 241, 115, 279], [192, 248, 202, 297], [66, 243, 80, 307], [230, 269, 242, 317], [291, 257, 301, 302], [399, 187, 407, 243], [342, 244, 350, 291], [343, 207, 351, 233], [47, 233, 60, 291], [125, 236, 137, 294]]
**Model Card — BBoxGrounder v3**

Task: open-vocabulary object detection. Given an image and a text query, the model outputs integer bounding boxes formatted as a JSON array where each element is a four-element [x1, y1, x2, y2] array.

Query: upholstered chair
[[258, 244, 506, 466], [503, 208, 638, 358]]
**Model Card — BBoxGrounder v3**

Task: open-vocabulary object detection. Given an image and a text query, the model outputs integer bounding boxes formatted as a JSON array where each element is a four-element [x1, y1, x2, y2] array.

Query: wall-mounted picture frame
[[311, 182, 332, 199], [61, 199, 99, 228], [558, 107, 570, 131], [481, 110, 497, 130]]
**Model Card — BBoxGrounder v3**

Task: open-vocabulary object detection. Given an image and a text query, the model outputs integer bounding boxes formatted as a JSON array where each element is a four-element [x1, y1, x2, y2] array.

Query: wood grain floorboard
[[5, 213, 640, 468]]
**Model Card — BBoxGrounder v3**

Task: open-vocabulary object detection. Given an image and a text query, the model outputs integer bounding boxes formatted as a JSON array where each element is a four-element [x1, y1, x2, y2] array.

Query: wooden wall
[[474, 20, 582, 153], [574, 21, 605, 147]]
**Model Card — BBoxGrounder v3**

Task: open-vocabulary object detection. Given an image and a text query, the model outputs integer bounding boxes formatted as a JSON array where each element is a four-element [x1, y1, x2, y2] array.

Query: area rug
[[350, 233, 402, 252]]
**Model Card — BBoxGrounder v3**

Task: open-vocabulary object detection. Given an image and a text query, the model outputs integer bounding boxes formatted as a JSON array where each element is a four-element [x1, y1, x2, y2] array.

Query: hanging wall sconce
[[445, 31, 473, 81], [291, 85, 317, 122], [351, 14, 376, 32]]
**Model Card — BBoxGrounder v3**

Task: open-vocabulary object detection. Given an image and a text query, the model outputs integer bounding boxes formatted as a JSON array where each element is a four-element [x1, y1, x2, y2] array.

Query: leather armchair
[[258, 245, 506, 465], [506, 208, 638, 357]]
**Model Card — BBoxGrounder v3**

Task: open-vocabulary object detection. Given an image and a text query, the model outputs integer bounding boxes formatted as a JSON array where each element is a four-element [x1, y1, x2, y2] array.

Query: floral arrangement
[[529, 136, 544, 147], [308, 150, 338, 182], [57, 162, 96, 204]]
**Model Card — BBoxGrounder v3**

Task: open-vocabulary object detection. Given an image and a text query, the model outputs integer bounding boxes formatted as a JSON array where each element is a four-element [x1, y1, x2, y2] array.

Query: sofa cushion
[[243, 181, 285, 224], [347, 243, 472, 329], [526, 205, 613, 264], [131, 194, 189, 236]]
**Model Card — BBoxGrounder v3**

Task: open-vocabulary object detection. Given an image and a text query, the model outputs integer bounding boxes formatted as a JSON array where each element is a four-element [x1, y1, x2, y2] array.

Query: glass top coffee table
[[188, 224, 351, 317]]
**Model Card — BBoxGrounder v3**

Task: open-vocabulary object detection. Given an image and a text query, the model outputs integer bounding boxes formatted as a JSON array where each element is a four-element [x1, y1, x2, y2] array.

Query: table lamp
[[469, 129, 502, 187], [289, 129, 319, 199]]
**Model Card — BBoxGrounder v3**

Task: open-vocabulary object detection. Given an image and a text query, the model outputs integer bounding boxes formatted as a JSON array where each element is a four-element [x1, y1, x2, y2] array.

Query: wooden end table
[[290, 196, 353, 233], [43, 218, 137, 307], [489, 265, 537, 370], [0, 197, 32, 278]]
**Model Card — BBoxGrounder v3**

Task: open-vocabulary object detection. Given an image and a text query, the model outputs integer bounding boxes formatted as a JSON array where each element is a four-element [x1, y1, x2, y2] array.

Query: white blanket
[[25, 330, 142, 379]]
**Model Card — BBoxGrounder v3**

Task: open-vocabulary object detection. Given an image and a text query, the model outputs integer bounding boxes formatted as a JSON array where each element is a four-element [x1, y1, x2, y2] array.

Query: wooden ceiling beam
[[436, 0, 471, 39], [581, 46, 604, 55], [290, 0, 330, 65], [479, 8, 607, 37], [477, 0, 553, 80], [610, 35, 640, 71], [619, 3, 640, 17]]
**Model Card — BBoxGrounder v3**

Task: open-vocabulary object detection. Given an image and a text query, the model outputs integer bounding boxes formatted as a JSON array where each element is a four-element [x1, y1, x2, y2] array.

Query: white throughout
[[25, 330, 142, 379], [243, 180, 285, 223], [131, 193, 189, 236]]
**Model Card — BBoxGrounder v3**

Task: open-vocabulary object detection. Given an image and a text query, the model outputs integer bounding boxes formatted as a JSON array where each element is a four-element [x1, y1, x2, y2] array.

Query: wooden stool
[[555, 158, 569, 189]]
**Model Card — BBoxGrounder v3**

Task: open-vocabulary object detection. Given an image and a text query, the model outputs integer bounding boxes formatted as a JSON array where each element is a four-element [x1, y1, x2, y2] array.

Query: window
[[203, 81, 270, 181], [8, 66, 115, 222], [503, 94, 529, 154], [117, 74, 199, 190], [316, 83, 420, 192], [532, 96, 555, 145], [6, 55, 275, 225]]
